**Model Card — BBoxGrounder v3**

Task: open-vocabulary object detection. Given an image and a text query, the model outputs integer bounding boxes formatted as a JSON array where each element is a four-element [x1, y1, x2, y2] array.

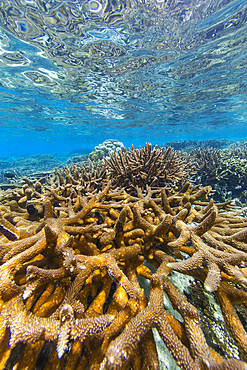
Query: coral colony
[[0, 144, 247, 369]]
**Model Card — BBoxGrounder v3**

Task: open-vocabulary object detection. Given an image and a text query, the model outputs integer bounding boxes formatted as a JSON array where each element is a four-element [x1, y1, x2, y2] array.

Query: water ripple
[[0, 0, 246, 151]]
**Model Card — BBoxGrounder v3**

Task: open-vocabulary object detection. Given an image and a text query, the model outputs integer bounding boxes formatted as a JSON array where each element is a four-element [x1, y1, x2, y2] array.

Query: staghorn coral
[[0, 161, 108, 221], [190, 142, 247, 203], [0, 167, 247, 369], [104, 142, 196, 193], [229, 140, 247, 159], [190, 147, 224, 184]]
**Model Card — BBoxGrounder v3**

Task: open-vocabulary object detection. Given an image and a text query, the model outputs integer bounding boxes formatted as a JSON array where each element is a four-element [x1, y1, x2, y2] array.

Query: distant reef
[[12, 154, 62, 171], [189, 140, 247, 203], [161, 138, 232, 151], [0, 154, 63, 184], [1, 139, 247, 206]]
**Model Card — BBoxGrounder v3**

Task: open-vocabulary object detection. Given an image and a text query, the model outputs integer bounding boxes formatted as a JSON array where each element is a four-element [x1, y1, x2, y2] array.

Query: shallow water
[[0, 0, 247, 158]]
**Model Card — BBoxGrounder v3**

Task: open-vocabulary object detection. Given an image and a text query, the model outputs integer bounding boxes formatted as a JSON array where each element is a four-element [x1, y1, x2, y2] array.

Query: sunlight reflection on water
[[0, 0, 246, 156]]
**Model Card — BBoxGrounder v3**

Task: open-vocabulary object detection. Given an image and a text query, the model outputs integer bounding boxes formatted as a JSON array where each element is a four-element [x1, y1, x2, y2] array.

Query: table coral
[[0, 167, 246, 369]]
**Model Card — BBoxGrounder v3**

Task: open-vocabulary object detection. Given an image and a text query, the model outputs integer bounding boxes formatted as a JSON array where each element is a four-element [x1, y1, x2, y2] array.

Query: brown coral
[[190, 147, 223, 183], [104, 142, 196, 193], [0, 166, 246, 369]]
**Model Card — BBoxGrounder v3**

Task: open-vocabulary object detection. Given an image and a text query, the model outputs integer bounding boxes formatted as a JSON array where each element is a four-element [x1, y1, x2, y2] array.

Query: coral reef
[[0, 163, 246, 369], [12, 154, 62, 173], [190, 143, 247, 203], [0, 161, 11, 171], [230, 140, 247, 158], [67, 155, 89, 165], [161, 139, 231, 152], [0, 163, 108, 216], [0, 155, 63, 190], [104, 142, 196, 193], [190, 148, 223, 184], [89, 139, 124, 162]]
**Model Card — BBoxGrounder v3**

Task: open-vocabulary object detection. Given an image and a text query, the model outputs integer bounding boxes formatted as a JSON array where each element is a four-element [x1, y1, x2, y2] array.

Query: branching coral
[[104, 142, 196, 193], [190, 148, 223, 183], [190, 143, 247, 202], [0, 166, 247, 369]]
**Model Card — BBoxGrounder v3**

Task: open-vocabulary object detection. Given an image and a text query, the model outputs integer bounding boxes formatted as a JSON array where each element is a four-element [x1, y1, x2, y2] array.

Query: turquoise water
[[0, 0, 247, 158]]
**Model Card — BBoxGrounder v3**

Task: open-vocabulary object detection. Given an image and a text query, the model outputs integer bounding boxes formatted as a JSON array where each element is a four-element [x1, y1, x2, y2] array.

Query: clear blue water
[[0, 0, 247, 159]]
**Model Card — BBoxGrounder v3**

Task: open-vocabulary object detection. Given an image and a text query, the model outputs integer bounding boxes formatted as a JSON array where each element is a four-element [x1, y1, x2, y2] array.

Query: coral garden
[[190, 141, 247, 202], [104, 143, 196, 192], [0, 143, 247, 369]]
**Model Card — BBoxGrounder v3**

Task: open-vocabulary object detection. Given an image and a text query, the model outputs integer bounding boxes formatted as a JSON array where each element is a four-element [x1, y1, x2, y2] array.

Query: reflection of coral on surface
[[0, 164, 247, 369]]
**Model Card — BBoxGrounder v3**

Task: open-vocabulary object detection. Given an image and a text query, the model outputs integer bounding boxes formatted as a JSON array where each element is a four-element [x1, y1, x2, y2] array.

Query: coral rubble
[[0, 151, 247, 369]]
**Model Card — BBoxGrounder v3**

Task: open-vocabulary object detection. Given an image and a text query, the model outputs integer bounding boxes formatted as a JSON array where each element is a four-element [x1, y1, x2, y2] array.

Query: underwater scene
[[1, 0, 247, 369]]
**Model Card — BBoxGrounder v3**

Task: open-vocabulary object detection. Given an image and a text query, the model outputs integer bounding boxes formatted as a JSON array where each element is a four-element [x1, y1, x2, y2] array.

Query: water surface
[[0, 0, 247, 157]]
